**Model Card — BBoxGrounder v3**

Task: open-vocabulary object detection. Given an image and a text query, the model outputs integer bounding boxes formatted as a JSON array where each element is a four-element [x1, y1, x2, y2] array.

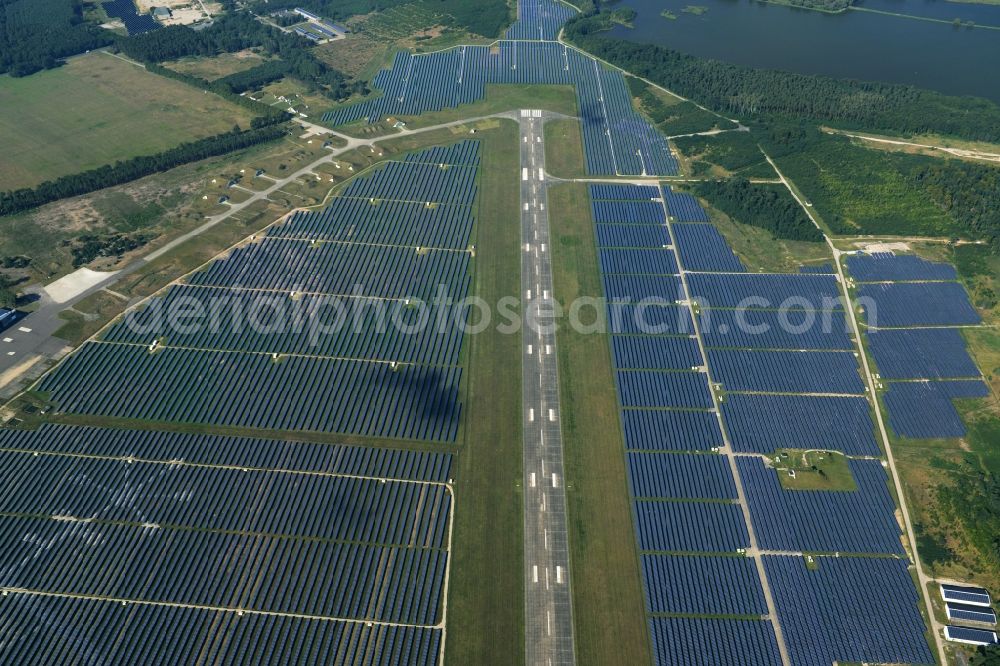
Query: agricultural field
[[0, 52, 255, 191]]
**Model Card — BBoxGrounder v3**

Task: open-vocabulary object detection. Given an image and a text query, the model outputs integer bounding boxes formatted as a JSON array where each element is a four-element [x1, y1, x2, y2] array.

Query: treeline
[[117, 12, 363, 100], [914, 160, 1000, 247], [629, 78, 736, 136], [0, 0, 112, 76], [0, 125, 286, 216], [693, 179, 824, 242], [564, 12, 1000, 143], [248, 0, 513, 37], [767, 0, 851, 11], [145, 63, 291, 124]]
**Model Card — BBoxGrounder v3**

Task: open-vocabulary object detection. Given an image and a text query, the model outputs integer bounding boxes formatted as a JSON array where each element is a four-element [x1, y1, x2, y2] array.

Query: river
[[608, 0, 1000, 102]]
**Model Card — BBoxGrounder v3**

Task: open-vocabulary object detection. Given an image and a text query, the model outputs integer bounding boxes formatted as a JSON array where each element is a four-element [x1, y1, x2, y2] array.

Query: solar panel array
[[323, 42, 678, 176], [846, 253, 957, 282], [102, 0, 161, 34], [846, 253, 987, 440], [41, 142, 483, 442], [505, 0, 577, 40], [0, 424, 452, 665], [590, 184, 782, 663], [590, 183, 932, 665], [766, 556, 934, 666], [884, 380, 989, 439]]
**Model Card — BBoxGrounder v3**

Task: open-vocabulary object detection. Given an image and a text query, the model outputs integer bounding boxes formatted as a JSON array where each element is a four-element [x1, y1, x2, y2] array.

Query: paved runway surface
[[520, 110, 575, 666]]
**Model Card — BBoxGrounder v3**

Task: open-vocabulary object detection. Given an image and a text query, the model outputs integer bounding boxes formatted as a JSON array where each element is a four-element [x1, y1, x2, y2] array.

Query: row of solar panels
[[940, 583, 997, 646]]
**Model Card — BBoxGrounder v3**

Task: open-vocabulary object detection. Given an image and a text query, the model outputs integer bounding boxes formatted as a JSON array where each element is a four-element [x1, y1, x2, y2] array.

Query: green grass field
[[0, 52, 255, 191], [164, 50, 268, 81], [444, 120, 525, 664], [549, 181, 653, 665], [544, 119, 586, 179]]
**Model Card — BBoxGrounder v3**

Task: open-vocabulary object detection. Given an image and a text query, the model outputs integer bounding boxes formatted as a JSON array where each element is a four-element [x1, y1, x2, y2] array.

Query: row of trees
[[0, 0, 112, 76], [565, 11, 1000, 143], [0, 125, 286, 216], [693, 179, 824, 242]]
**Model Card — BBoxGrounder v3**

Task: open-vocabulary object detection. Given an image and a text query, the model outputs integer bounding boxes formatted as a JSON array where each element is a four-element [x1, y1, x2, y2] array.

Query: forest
[[759, 124, 1000, 243], [564, 10, 1000, 143], [248, 0, 513, 38], [693, 179, 824, 243], [117, 13, 364, 100], [0, 124, 287, 216], [0, 0, 112, 76]]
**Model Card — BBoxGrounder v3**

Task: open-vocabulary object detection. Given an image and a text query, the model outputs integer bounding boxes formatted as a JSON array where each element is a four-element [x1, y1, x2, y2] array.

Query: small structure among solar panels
[[944, 626, 998, 646], [940, 583, 998, 646], [941, 583, 993, 607], [947, 603, 997, 625]]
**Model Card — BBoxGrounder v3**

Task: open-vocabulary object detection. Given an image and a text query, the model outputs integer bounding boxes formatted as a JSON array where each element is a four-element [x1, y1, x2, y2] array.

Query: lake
[[608, 0, 1000, 103]]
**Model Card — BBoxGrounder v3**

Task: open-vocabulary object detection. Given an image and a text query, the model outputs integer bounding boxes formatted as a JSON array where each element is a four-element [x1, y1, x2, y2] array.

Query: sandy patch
[[45, 268, 118, 304], [858, 242, 910, 254]]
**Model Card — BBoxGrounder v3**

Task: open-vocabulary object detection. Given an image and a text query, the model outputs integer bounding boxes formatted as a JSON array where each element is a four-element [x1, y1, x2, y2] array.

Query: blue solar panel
[[592, 200, 665, 224], [642, 555, 767, 615], [858, 282, 981, 327], [739, 458, 904, 554], [0, 424, 453, 482], [604, 274, 683, 302], [941, 584, 992, 606], [688, 273, 843, 310], [596, 224, 671, 248], [766, 556, 934, 666], [617, 370, 714, 408], [846, 253, 957, 282], [722, 394, 880, 456], [621, 409, 724, 451], [672, 224, 746, 273], [663, 189, 710, 223], [649, 618, 782, 666], [0, 594, 443, 665], [612, 336, 701, 370], [945, 625, 998, 645], [634, 500, 749, 552], [590, 184, 660, 201], [627, 453, 737, 499], [600, 248, 678, 275], [103, 0, 160, 34], [608, 304, 694, 336], [707, 349, 865, 394], [885, 380, 989, 439], [505, 0, 577, 40], [699, 308, 854, 350], [947, 603, 997, 625], [869, 328, 980, 379], [325, 42, 678, 176]]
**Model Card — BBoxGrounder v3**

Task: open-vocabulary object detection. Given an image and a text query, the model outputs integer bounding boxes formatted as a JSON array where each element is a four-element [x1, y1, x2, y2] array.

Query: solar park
[[102, 0, 161, 35], [0, 142, 485, 663], [323, 35, 677, 177], [39, 141, 481, 442], [4, 0, 995, 662], [590, 183, 937, 666], [847, 252, 989, 440]]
